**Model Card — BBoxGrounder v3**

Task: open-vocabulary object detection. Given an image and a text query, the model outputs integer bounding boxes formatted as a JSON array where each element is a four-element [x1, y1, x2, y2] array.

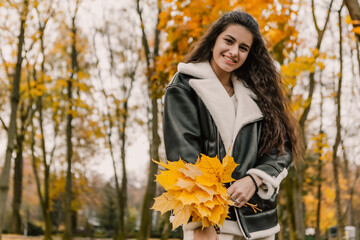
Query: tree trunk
[[160, 211, 171, 240], [117, 70, 135, 240], [284, 174, 297, 240], [0, 0, 28, 238], [25, 14, 54, 239], [38, 26, 53, 240], [63, 61, 74, 240], [315, 75, 324, 240], [102, 109, 122, 240], [118, 110, 127, 240], [344, 0, 360, 41], [30, 113, 53, 240], [64, 7, 80, 239], [38, 97, 53, 240], [341, 140, 353, 225], [332, 6, 345, 240], [12, 137, 23, 234], [348, 167, 359, 226], [138, 98, 161, 240], [117, 98, 131, 240], [293, 163, 305, 240], [136, 0, 162, 239], [11, 101, 31, 234]]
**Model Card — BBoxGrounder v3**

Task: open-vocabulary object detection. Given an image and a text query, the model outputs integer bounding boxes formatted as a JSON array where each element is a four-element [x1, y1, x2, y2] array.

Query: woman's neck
[[209, 60, 232, 86], [214, 70, 234, 96]]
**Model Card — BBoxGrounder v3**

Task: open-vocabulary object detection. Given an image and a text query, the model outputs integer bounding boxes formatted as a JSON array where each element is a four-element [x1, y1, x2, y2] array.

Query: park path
[[2, 235, 179, 240], [2, 235, 112, 240]]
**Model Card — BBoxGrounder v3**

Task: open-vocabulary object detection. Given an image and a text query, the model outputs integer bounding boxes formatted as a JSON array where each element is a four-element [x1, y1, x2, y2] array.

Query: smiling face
[[209, 24, 253, 80]]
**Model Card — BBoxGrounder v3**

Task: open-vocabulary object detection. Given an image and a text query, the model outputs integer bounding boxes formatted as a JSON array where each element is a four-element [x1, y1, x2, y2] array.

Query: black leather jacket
[[163, 62, 292, 239]]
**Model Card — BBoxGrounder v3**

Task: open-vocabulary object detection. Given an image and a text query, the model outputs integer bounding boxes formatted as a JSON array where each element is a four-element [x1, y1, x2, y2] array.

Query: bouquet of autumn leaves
[[151, 154, 239, 230]]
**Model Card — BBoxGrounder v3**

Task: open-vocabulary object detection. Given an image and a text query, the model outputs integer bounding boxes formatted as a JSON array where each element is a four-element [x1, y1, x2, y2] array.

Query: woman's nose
[[229, 45, 238, 56]]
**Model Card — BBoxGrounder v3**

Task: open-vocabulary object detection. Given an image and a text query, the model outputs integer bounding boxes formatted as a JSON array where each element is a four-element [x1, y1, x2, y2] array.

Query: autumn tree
[[0, 0, 41, 234], [11, 63, 36, 234], [136, 0, 162, 239], [92, 7, 139, 237], [63, 1, 82, 239], [330, 4, 346, 240], [0, 0, 29, 238], [24, 1, 58, 238]]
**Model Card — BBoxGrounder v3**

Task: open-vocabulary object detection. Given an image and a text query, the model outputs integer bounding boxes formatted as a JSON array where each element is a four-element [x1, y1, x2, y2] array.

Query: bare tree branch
[[0, 47, 12, 80], [0, 116, 8, 131]]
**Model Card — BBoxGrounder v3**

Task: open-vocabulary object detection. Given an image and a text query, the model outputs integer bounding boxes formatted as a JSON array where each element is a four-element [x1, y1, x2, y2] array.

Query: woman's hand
[[227, 175, 262, 208], [194, 226, 218, 240]]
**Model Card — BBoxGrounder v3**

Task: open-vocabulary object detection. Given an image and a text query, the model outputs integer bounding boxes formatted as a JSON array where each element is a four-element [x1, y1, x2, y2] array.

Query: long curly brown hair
[[184, 11, 303, 161]]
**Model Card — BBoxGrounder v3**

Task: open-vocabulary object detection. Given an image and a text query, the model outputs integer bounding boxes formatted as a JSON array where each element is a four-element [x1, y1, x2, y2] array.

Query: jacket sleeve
[[247, 139, 292, 199], [163, 82, 203, 164]]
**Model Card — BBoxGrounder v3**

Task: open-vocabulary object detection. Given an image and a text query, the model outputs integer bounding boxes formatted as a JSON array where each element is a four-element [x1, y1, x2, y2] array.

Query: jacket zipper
[[234, 205, 251, 239], [217, 129, 249, 238], [226, 117, 263, 239]]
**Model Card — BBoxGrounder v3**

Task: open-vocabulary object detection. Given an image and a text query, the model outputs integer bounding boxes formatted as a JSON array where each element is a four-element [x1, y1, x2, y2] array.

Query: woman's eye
[[224, 39, 232, 44], [239, 46, 248, 51]]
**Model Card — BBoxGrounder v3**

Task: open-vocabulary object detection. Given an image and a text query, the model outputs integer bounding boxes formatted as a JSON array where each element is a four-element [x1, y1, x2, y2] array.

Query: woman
[[163, 11, 302, 240]]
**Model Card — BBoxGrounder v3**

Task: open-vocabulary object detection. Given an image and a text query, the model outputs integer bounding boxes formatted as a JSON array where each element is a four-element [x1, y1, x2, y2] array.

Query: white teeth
[[224, 56, 236, 63]]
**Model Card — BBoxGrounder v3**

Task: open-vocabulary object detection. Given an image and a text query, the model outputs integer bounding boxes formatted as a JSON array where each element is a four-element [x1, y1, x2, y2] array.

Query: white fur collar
[[178, 61, 263, 155]]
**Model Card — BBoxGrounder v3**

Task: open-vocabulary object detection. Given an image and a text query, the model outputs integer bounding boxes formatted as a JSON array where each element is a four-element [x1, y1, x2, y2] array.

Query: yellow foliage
[[77, 71, 90, 80], [352, 27, 360, 35], [57, 79, 68, 87], [345, 15, 360, 26], [310, 133, 330, 156], [281, 48, 327, 95], [152, 153, 239, 229]]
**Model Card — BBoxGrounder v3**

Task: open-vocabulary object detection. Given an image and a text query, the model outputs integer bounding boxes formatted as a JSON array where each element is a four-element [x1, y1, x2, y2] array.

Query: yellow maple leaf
[[179, 164, 203, 179], [196, 203, 212, 217], [153, 158, 186, 171], [195, 182, 217, 197], [196, 154, 224, 181], [172, 205, 193, 229], [151, 192, 176, 215], [211, 205, 226, 224], [155, 170, 183, 191], [221, 154, 238, 183], [178, 189, 201, 205], [203, 200, 217, 209], [176, 178, 197, 191], [194, 187, 212, 203]]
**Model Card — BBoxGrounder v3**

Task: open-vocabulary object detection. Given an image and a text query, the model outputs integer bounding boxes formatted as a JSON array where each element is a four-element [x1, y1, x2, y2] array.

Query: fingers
[[227, 176, 257, 208], [230, 194, 247, 207]]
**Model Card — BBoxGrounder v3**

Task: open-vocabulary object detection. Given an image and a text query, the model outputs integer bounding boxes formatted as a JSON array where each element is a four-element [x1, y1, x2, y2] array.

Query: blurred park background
[[0, 0, 360, 239]]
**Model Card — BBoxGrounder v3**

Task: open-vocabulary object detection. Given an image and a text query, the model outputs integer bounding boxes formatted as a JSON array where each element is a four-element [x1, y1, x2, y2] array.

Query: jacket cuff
[[247, 168, 288, 200]]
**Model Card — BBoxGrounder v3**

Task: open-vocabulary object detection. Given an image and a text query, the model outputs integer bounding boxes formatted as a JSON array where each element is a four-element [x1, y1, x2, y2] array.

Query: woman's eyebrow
[[225, 34, 236, 41], [225, 34, 251, 49]]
